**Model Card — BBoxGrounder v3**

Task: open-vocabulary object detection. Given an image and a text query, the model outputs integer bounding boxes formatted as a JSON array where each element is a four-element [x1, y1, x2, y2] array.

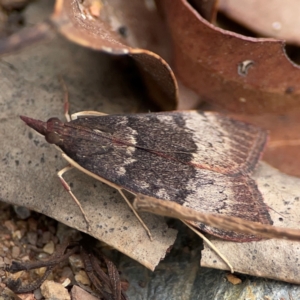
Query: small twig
[[81, 248, 113, 300], [7, 246, 79, 273], [6, 266, 53, 294], [5, 239, 77, 293]]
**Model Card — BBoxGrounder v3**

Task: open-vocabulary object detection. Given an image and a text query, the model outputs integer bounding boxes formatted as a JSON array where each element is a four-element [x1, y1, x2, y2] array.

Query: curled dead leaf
[[158, 0, 300, 113], [2, 0, 300, 115], [50, 0, 178, 111]]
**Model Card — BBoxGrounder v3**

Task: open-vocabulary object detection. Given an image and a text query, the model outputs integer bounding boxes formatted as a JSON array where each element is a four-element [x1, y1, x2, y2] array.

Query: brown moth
[[20, 110, 271, 241]]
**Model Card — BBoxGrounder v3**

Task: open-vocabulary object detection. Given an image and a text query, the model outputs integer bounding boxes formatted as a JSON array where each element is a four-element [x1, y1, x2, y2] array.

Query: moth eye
[[47, 117, 61, 124], [46, 131, 61, 145]]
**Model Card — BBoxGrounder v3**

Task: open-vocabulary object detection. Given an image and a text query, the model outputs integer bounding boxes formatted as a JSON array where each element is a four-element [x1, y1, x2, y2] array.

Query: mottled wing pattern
[[58, 111, 270, 241], [183, 170, 272, 241]]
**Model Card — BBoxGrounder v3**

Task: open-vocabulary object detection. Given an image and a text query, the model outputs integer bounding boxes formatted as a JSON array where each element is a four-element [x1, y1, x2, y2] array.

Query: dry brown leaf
[[4, 0, 300, 115], [158, 0, 300, 113], [49, 0, 177, 111], [187, 0, 218, 21], [218, 0, 300, 46], [202, 162, 300, 284]]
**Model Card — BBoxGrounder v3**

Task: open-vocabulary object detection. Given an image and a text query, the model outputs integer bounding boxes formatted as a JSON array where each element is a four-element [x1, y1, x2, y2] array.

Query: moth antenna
[[58, 76, 71, 122]]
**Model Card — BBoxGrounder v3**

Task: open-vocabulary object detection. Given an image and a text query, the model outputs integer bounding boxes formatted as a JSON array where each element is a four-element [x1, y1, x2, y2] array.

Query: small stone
[[18, 293, 35, 299], [34, 267, 47, 277], [12, 246, 20, 258], [75, 270, 90, 286], [28, 218, 38, 231], [226, 273, 242, 285], [36, 236, 44, 248], [33, 288, 43, 300], [16, 220, 28, 230], [40, 280, 70, 300], [61, 266, 74, 283], [42, 231, 51, 244], [43, 241, 55, 255], [27, 231, 38, 245], [61, 278, 71, 287], [4, 256, 11, 264], [12, 230, 22, 240], [21, 255, 30, 263], [4, 220, 16, 232], [2, 245, 9, 252], [69, 254, 84, 272], [37, 252, 49, 260], [0, 282, 6, 289], [13, 205, 31, 220], [71, 285, 98, 300]]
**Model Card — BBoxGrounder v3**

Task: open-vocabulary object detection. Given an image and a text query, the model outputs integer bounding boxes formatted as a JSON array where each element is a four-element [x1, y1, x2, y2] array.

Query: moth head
[[20, 116, 64, 146]]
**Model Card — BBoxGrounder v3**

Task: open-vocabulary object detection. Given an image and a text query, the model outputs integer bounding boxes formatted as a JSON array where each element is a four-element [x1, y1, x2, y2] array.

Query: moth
[[20, 110, 271, 241]]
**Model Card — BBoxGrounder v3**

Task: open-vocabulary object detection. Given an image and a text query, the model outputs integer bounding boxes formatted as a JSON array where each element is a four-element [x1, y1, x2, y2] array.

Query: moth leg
[[182, 220, 234, 273], [57, 165, 91, 231], [71, 111, 108, 120], [59, 78, 107, 121], [118, 189, 153, 241], [59, 77, 71, 122], [60, 153, 152, 239]]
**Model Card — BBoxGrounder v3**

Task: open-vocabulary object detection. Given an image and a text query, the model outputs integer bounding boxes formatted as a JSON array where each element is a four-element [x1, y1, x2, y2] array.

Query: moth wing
[[73, 111, 267, 175], [63, 112, 270, 241]]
